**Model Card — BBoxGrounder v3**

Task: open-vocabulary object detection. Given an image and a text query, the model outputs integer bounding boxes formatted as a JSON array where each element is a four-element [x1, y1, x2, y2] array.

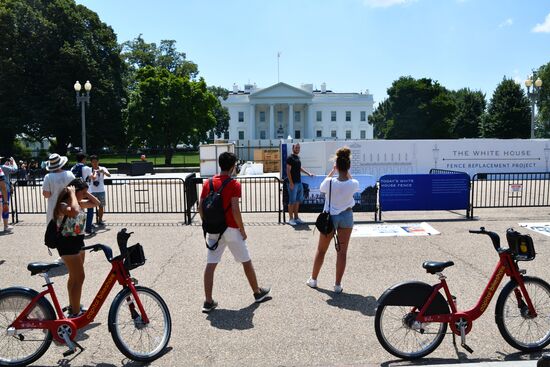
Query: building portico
[[222, 82, 374, 142]]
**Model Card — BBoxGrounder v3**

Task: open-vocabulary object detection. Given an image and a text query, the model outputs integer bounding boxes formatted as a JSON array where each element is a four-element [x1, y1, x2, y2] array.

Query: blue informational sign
[[379, 174, 470, 211]]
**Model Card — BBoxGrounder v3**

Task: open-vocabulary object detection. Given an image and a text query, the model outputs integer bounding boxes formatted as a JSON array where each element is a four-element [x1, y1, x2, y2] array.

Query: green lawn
[[70, 152, 199, 167]]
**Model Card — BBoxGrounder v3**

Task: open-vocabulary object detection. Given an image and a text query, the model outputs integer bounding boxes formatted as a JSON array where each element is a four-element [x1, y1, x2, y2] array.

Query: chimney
[[321, 82, 327, 93], [301, 84, 313, 93]]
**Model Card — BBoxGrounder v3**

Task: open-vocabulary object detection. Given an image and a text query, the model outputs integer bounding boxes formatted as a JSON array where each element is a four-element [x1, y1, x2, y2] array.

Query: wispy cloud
[[363, 0, 416, 8], [533, 13, 550, 33], [498, 18, 513, 28]]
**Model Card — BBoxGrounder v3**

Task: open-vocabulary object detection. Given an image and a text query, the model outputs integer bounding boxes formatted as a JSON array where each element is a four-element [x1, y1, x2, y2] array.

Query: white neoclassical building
[[220, 82, 374, 142]]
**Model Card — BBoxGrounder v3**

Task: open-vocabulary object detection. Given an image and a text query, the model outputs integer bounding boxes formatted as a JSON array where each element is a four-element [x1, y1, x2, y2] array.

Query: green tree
[[207, 86, 230, 139], [535, 63, 550, 137], [385, 77, 456, 139], [450, 88, 486, 138], [482, 78, 530, 138], [122, 35, 198, 89], [127, 66, 216, 164], [0, 0, 125, 155], [368, 99, 392, 139]]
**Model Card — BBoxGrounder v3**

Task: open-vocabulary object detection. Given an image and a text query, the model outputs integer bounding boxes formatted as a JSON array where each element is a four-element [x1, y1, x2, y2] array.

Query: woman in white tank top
[[306, 147, 359, 294]]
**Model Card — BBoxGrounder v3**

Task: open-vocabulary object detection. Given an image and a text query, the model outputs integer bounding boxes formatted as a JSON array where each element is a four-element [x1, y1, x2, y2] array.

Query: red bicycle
[[0, 229, 171, 366], [375, 227, 550, 360]]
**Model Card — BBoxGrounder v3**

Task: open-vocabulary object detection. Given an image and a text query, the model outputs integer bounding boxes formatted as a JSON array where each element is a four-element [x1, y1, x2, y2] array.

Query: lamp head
[[525, 78, 533, 88], [84, 80, 92, 92], [535, 78, 543, 88], [74, 81, 82, 92]]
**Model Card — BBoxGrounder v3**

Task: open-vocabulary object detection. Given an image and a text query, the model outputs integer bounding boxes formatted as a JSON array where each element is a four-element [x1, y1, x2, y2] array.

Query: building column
[[269, 104, 275, 139], [306, 103, 314, 139], [288, 104, 294, 139], [249, 104, 255, 140]]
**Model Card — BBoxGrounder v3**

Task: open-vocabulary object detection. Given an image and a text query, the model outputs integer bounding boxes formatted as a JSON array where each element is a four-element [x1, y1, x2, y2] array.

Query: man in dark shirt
[[285, 143, 313, 225]]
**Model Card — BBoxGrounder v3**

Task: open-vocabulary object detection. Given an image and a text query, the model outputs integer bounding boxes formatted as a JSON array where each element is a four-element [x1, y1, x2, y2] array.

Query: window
[[360, 130, 366, 139], [316, 111, 322, 122], [295, 130, 301, 139], [331, 130, 337, 138], [316, 130, 322, 138], [294, 111, 301, 122], [346, 111, 351, 122], [224, 131, 229, 139], [360, 111, 366, 122], [260, 130, 266, 139], [331, 111, 337, 122], [238, 131, 245, 140], [346, 130, 351, 139], [259, 111, 266, 122], [238, 111, 244, 122], [277, 111, 283, 123]]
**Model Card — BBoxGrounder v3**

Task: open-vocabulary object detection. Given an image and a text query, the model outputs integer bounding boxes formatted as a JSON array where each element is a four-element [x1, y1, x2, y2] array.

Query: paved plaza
[[1, 207, 550, 366]]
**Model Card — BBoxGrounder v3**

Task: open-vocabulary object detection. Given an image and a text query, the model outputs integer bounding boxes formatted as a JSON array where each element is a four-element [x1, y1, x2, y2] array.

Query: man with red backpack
[[198, 151, 271, 313]]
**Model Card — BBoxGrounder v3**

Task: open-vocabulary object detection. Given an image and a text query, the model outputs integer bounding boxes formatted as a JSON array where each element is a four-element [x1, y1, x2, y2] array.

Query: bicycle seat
[[422, 261, 454, 274], [27, 262, 63, 276]]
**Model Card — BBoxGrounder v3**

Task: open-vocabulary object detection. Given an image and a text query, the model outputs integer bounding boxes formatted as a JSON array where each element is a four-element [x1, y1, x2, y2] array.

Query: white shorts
[[206, 227, 251, 264]]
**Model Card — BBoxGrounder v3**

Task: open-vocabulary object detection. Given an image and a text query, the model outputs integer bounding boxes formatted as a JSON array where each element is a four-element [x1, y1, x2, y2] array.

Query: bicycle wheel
[[496, 276, 550, 351], [0, 287, 55, 367], [108, 286, 171, 362], [375, 304, 447, 359]]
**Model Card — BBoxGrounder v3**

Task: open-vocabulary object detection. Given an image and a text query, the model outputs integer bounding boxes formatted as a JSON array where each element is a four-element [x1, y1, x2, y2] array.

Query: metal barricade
[[470, 172, 550, 218], [10, 177, 186, 223], [185, 176, 284, 224]]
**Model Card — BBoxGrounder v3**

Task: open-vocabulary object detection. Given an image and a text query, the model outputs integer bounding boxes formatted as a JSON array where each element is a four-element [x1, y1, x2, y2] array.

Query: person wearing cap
[[42, 154, 75, 223], [0, 157, 17, 233]]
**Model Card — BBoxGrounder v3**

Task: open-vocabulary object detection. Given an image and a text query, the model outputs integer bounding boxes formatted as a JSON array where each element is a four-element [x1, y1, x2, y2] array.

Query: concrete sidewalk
[[2, 206, 550, 366]]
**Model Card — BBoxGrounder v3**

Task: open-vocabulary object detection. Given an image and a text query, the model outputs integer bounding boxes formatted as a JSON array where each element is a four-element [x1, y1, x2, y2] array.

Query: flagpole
[[277, 51, 281, 82]]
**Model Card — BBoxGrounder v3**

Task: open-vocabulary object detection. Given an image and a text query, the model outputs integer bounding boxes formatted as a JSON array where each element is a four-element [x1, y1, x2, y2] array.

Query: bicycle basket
[[506, 229, 535, 261], [124, 243, 146, 270]]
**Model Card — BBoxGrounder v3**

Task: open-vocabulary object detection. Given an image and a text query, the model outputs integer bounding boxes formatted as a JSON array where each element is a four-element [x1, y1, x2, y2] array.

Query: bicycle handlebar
[[469, 226, 501, 251], [82, 243, 113, 262], [83, 229, 134, 262]]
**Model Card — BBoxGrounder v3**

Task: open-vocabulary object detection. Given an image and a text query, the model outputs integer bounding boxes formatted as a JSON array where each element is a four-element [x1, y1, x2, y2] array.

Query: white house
[[221, 82, 374, 142]]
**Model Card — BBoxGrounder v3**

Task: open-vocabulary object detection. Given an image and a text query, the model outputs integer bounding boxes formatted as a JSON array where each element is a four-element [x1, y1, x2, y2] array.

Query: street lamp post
[[74, 80, 92, 153], [525, 76, 543, 139]]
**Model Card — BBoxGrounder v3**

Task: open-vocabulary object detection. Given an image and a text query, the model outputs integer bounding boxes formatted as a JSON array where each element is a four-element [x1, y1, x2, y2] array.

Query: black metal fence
[[185, 176, 284, 224], [470, 172, 550, 218], [10, 177, 186, 223], [10, 170, 550, 224], [429, 168, 468, 175]]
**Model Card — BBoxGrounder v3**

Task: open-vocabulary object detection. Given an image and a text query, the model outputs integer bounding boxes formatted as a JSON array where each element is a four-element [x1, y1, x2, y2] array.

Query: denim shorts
[[330, 209, 353, 230], [288, 182, 304, 204]]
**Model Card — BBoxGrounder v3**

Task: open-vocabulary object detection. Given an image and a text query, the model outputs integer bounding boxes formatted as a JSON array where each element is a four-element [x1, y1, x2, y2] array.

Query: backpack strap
[[58, 215, 68, 233], [204, 177, 234, 251]]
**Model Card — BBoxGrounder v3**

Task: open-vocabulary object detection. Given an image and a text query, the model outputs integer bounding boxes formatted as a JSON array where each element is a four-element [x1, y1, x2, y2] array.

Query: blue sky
[[77, 0, 550, 105]]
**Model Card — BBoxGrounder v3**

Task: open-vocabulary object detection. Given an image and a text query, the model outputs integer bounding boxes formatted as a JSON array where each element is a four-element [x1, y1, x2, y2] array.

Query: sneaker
[[3, 226, 13, 233], [295, 218, 304, 224], [254, 287, 271, 303], [202, 300, 218, 313], [68, 310, 85, 318], [334, 284, 343, 294], [306, 277, 317, 288], [288, 219, 297, 226]]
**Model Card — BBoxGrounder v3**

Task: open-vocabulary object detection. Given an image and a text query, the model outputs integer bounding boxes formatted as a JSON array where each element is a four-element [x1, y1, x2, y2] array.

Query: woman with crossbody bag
[[307, 147, 359, 293]]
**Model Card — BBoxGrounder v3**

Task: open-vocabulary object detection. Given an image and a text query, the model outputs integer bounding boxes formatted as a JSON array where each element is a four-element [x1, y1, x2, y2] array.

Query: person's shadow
[[205, 302, 264, 330], [315, 288, 377, 316]]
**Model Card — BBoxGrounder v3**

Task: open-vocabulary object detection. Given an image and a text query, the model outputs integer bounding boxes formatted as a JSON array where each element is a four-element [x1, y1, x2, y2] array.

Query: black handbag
[[315, 179, 334, 235], [44, 215, 67, 250]]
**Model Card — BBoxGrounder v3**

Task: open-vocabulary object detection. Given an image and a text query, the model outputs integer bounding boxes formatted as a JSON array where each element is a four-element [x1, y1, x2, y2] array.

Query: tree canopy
[[482, 78, 530, 138], [450, 88, 486, 138], [127, 66, 217, 164], [383, 77, 456, 139], [0, 0, 125, 155]]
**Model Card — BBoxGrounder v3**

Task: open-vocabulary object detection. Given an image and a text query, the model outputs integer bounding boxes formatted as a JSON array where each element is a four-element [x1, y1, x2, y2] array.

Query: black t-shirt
[[286, 154, 301, 183]]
